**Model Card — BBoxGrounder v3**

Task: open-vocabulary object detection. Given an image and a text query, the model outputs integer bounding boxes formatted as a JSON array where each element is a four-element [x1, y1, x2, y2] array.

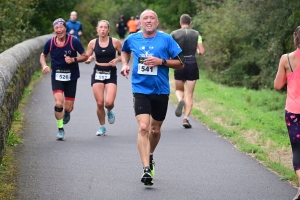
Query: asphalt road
[[16, 61, 297, 200]]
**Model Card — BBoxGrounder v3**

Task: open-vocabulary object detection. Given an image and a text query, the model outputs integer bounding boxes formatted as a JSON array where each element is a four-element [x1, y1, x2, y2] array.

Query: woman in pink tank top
[[274, 26, 300, 200]]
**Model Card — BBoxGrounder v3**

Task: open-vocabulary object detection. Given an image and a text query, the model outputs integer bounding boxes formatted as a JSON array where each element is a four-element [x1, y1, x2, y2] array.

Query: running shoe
[[150, 159, 155, 177], [175, 100, 185, 117], [141, 168, 153, 186], [183, 118, 192, 128], [293, 188, 300, 200], [107, 110, 115, 124], [56, 129, 65, 140], [96, 126, 106, 136], [63, 111, 71, 125]]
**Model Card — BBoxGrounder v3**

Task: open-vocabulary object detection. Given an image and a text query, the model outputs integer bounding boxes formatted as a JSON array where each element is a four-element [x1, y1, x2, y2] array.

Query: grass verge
[[0, 69, 43, 199], [169, 69, 297, 186]]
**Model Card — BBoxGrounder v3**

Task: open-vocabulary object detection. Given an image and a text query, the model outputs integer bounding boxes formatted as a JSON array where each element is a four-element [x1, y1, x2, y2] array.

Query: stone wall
[[0, 34, 53, 161]]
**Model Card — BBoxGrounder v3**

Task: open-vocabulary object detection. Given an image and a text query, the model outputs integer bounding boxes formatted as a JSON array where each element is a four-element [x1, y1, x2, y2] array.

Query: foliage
[[0, 0, 82, 53], [193, 0, 300, 89], [30, 0, 83, 35], [75, 0, 147, 45], [141, 0, 197, 30], [0, 0, 38, 53]]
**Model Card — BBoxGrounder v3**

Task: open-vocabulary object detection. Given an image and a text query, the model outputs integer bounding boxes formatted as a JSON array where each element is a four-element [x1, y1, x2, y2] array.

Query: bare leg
[[136, 114, 151, 167], [149, 118, 163, 153], [175, 80, 185, 101], [104, 83, 117, 112], [184, 80, 196, 117], [93, 83, 105, 125], [54, 93, 64, 120]]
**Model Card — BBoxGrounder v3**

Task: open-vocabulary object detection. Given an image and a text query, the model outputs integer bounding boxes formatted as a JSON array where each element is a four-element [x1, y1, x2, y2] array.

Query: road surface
[[16, 62, 296, 200]]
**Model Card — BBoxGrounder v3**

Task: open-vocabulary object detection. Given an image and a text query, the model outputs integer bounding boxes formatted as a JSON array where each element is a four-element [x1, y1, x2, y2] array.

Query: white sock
[[184, 116, 189, 120]]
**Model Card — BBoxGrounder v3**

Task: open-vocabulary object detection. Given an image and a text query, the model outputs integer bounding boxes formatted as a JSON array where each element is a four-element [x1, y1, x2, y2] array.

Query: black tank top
[[94, 37, 116, 63]]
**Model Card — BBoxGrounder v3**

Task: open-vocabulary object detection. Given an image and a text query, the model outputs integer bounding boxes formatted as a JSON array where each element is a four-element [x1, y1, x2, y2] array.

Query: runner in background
[[135, 15, 141, 32], [116, 15, 127, 44], [127, 16, 137, 34], [170, 14, 205, 128], [85, 20, 122, 136], [66, 11, 83, 41]]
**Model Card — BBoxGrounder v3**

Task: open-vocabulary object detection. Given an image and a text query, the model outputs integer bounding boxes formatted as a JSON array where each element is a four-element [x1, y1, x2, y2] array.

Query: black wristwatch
[[74, 57, 78, 63], [162, 59, 167, 65]]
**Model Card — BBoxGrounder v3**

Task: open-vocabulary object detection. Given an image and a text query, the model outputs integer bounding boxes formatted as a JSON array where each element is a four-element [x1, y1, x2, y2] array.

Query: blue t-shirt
[[43, 34, 85, 80], [66, 20, 82, 41], [122, 31, 182, 95]]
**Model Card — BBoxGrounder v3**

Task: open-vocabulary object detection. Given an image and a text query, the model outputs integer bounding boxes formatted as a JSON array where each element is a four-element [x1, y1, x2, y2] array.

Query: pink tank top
[[286, 50, 300, 113]]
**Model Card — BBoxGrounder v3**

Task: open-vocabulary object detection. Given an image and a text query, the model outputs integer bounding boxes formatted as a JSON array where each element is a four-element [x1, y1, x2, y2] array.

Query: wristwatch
[[74, 57, 78, 63], [162, 59, 167, 65]]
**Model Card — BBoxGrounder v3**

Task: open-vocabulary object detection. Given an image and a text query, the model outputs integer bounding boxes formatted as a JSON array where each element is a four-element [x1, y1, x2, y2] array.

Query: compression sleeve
[[198, 35, 203, 44]]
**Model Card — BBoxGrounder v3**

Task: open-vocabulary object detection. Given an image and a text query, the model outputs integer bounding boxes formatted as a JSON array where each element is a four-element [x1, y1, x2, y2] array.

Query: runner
[[40, 18, 88, 140], [85, 20, 122, 136], [120, 10, 184, 186], [116, 15, 127, 44], [170, 14, 205, 128], [66, 11, 83, 41], [127, 16, 137, 34], [135, 15, 141, 32], [274, 26, 300, 200]]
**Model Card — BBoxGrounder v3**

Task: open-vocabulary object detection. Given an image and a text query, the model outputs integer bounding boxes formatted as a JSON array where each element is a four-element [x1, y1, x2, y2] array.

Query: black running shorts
[[51, 78, 77, 101], [91, 68, 117, 86], [174, 56, 199, 81], [133, 93, 169, 121]]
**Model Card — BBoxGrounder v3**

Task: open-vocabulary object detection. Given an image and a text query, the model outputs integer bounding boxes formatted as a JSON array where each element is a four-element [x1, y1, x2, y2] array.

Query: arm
[[143, 52, 184, 70], [78, 23, 82, 36], [143, 56, 184, 70], [274, 55, 287, 90], [197, 35, 205, 55], [120, 51, 131, 78], [109, 38, 122, 66], [40, 53, 51, 74], [65, 38, 88, 64], [65, 52, 88, 64], [85, 40, 96, 64], [197, 43, 205, 55]]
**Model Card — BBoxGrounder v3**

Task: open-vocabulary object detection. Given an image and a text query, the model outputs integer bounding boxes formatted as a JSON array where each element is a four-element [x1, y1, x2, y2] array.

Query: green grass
[[169, 69, 297, 185], [0, 68, 44, 199]]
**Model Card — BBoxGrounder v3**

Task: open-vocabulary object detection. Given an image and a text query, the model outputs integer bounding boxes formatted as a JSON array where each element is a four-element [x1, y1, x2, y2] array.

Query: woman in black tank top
[[85, 20, 122, 136]]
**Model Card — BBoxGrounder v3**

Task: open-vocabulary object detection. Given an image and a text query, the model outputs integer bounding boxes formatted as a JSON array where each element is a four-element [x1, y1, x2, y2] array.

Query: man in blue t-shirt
[[40, 18, 88, 140], [66, 11, 83, 41], [121, 9, 185, 186]]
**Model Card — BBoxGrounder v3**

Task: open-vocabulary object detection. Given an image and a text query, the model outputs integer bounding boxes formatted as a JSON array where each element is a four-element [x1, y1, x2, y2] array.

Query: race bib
[[95, 70, 111, 80], [55, 69, 71, 81], [137, 58, 157, 75]]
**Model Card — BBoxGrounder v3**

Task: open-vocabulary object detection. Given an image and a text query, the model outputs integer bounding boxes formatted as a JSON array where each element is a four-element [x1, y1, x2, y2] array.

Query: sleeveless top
[[170, 28, 199, 56], [48, 34, 80, 80], [93, 37, 116, 73], [286, 50, 300, 113]]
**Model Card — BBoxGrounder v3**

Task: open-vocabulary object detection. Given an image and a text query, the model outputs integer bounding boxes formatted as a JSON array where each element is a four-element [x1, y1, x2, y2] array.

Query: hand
[[78, 31, 82, 36], [120, 65, 130, 79], [70, 29, 74, 35], [85, 55, 94, 64], [143, 56, 160, 67], [64, 55, 74, 64], [109, 58, 119, 67], [42, 66, 51, 74]]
